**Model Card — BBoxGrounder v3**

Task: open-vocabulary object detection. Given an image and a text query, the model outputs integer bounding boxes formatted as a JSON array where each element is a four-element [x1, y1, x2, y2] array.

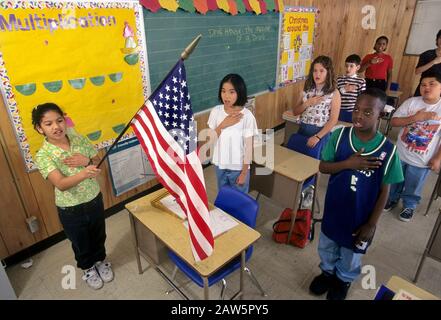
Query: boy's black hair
[[421, 71, 441, 84], [376, 35, 389, 44], [357, 88, 387, 111], [437, 29, 441, 41], [345, 54, 362, 65], [218, 74, 248, 106], [32, 102, 64, 130]]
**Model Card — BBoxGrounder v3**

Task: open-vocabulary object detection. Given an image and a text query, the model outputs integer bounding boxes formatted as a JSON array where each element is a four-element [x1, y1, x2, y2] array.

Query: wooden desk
[[387, 276, 439, 300], [251, 143, 320, 243], [125, 189, 261, 300], [282, 110, 351, 145]]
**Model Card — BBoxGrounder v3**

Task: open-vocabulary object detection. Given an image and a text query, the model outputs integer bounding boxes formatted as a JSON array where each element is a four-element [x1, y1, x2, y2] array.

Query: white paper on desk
[[182, 208, 239, 237], [383, 104, 395, 113], [160, 194, 187, 220]]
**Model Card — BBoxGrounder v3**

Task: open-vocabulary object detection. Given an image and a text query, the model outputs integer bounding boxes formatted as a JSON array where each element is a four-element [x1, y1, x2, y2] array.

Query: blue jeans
[[318, 231, 363, 283], [215, 166, 250, 193], [298, 122, 323, 137], [57, 193, 106, 270], [388, 161, 430, 209], [298, 122, 330, 159]]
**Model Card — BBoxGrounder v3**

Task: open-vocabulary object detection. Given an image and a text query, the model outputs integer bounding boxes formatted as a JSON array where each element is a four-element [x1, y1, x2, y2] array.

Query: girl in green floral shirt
[[33, 103, 113, 290]]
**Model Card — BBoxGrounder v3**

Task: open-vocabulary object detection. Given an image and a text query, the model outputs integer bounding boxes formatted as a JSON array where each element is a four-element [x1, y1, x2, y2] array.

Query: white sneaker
[[82, 266, 103, 290], [301, 187, 314, 209], [95, 261, 114, 283]]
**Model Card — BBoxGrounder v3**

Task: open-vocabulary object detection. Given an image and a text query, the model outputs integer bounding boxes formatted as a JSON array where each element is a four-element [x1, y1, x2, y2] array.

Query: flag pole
[[96, 34, 202, 168]]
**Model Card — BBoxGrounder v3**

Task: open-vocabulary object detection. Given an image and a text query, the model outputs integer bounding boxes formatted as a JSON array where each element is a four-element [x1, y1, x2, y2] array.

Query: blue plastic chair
[[286, 133, 323, 240], [167, 186, 266, 299], [286, 132, 323, 191]]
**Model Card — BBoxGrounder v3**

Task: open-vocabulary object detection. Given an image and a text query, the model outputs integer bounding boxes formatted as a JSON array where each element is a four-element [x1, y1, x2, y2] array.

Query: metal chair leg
[[219, 279, 227, 300], [424, 173, 441, 216], [244, 267, 267, 297], [165, 266, 192, 295], [165, 265, 178, 294]]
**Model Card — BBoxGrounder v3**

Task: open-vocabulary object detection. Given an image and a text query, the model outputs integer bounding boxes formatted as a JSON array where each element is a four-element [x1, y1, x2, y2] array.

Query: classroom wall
[[0, 0, 420, 258]]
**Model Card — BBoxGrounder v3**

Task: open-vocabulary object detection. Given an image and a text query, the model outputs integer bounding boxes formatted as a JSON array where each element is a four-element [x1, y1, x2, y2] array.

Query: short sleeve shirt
[[321, 128, 404, 185], [35, 133, 100, 207], [207, 105, 258, 170], [362, 53, 393, 80], [417, 49, 441, 80], [393, 97, 441, 168]]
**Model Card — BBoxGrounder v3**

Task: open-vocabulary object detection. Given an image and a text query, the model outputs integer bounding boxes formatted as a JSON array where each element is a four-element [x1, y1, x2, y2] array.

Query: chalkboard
[[143, 9, 279, 113], [405, 0, 441, 55]]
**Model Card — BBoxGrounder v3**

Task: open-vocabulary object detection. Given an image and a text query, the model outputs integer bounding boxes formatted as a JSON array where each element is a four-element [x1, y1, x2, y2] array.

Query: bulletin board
[[276, 6, 318, 87], [0, 0, 150, 171]]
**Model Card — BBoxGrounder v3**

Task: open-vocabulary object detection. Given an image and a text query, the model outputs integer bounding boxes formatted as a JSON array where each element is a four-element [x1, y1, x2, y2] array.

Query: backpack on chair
[[272, 208, 312, 248]]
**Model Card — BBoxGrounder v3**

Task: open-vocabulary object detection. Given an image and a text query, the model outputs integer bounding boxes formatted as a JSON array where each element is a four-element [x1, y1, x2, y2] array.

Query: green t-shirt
[[35, 133, 100, 207], [321, 128, 404, 185]]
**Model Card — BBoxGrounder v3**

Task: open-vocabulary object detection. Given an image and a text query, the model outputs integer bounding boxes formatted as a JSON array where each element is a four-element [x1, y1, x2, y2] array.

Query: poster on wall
[[276, 6, 318, 87], [106, 137, 155, 196], [0, 0, 150, 171]]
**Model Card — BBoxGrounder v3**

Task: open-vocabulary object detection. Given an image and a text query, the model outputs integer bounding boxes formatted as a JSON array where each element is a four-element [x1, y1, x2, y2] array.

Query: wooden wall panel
[[0, 136, 36, 255], [0, 234, 9, 260], [0, 100, 49, 243], [398, 55, 420, 101]]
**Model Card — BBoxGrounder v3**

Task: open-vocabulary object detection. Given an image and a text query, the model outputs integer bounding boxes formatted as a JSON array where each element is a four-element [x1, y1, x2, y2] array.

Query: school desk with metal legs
[[251, 143, 320, 243], [125, 189, 261, 300]]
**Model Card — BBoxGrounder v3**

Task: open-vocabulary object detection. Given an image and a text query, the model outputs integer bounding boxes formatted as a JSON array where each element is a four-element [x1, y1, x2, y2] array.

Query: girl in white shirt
[[207, 74, 258, 193]]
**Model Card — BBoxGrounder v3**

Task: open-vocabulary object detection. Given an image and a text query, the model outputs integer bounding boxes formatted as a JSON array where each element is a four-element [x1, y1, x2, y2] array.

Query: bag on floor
[[272, 208, 311, 248]]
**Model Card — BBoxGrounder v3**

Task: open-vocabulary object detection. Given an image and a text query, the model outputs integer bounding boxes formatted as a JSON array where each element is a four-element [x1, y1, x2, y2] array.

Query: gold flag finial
[[181, 34, 202, 60]]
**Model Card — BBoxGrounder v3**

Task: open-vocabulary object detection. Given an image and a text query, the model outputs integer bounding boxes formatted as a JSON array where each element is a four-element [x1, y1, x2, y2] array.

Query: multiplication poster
[[277, 6, 317, 87], [0, 0, 150, 171]]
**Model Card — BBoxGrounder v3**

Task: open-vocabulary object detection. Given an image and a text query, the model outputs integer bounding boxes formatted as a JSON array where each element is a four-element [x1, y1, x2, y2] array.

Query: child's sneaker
[[399, 208, 414, 222], [383, 200, 398, 212], [82, 266, 103, 290], [309, 272, 334, 296], [326, 276, 351, 300], [301, 186, 314, 209], [95, 261, 114, 283]]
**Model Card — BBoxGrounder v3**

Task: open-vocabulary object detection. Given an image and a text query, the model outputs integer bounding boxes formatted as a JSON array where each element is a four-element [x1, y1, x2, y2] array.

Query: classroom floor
[[5, 128, 441, 300]]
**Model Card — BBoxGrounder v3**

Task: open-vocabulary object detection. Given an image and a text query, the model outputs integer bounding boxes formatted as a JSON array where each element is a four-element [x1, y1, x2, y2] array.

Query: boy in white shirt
[[384, 72, 441, 221]]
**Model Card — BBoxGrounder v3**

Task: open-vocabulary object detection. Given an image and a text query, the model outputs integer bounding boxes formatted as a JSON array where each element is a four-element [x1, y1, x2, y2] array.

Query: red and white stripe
[[131, 101, 214, 261]]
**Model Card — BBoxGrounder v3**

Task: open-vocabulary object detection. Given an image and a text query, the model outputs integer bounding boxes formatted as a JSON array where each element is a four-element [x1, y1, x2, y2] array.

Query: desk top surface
[[386, 90, 403, 98], [282, 110, 351, 128], [126, 189, 261, 277], [253, 143, 320, 182], [386, 276, 439, 300]]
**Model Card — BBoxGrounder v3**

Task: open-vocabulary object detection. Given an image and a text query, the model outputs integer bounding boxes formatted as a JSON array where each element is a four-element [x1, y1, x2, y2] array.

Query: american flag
[[131, 60, 214, 261]]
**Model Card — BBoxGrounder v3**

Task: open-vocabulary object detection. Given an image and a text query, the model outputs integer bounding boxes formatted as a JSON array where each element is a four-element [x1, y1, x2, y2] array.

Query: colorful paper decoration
[[140, 0, 162, 12], [216, 0, 229, 13], [179, 0, 196, 12], [139, 0, 281, 14], [227, 0, 238, 15], [193, 0, 209, 14], [158, 0, 179, 12], [248, 0, 261, 14]]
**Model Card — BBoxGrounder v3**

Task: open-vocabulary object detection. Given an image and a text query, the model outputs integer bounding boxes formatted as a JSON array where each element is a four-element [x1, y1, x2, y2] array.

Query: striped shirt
[[337, 75, 366, 111]]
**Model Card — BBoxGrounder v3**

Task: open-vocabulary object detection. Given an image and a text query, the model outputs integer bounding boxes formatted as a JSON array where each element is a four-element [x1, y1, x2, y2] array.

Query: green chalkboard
[[143, 9, 280, 113]]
